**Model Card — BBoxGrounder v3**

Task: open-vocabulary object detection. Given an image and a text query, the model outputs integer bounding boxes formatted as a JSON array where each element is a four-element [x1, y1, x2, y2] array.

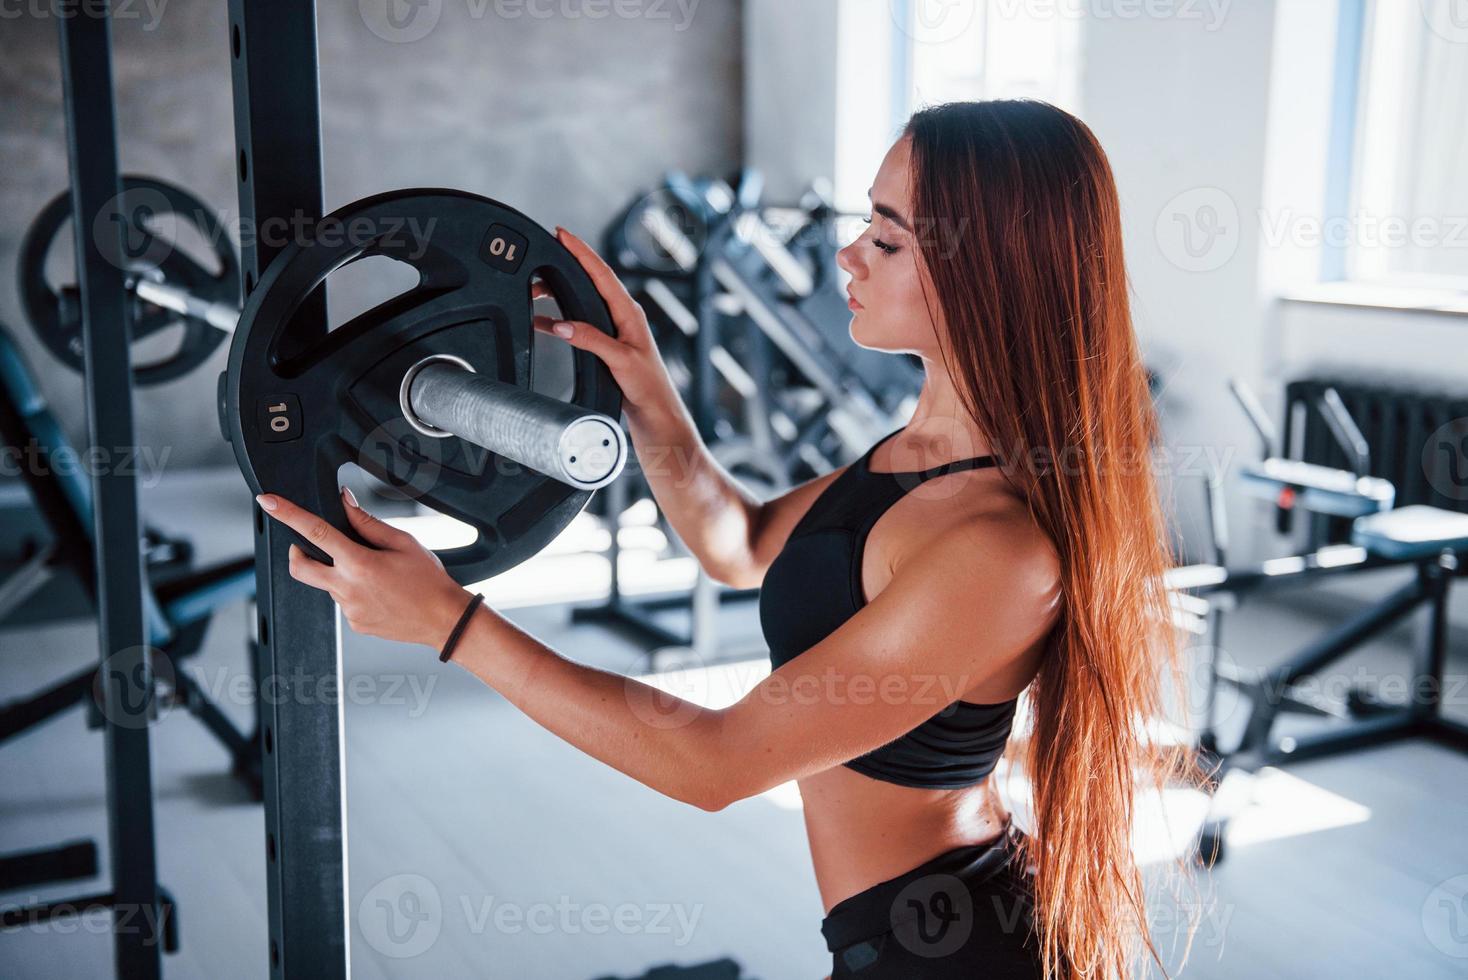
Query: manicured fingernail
[[255, 494, 277, 511], [553, 321, 574, 338], [342, 486, 359, 509]]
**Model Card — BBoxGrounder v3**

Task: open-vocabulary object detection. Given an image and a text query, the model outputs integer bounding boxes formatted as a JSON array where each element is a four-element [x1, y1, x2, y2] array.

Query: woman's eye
[[862, 216, 898, 254]]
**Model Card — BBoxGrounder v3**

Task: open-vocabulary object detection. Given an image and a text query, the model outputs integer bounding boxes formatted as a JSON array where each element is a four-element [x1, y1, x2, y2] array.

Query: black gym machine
[[0, 320, 263, 783], [0, 10, 177, 976], [582, 171, 922, 666], [1169, 380, 1468, 864], [1, 164, 286, 954], [8, 4, 637, 977], [4, 174, 264, 787]]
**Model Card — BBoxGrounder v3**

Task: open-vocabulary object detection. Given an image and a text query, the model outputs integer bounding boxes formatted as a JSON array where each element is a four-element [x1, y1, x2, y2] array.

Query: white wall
[[1076, 0, 1282, 564]]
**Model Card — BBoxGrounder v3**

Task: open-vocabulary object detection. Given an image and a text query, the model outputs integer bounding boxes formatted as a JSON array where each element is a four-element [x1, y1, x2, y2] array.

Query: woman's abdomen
[[797, 765, 1012, 914]]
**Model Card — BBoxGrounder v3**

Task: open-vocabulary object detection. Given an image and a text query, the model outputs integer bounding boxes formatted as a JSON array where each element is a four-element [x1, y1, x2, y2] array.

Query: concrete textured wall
[[0, 0, 742, 470]]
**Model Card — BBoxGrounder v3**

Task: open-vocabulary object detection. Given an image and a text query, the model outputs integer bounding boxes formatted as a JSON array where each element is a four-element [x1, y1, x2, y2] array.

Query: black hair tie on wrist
[[439, 592, 485, 663]]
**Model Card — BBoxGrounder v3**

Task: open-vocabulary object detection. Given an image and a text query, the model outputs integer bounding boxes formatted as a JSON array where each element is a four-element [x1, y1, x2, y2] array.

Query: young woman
[[258, 100, 1201, 979]]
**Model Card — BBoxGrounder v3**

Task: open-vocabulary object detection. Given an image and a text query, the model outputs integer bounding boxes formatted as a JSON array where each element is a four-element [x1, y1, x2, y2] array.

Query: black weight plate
[[17, 175, 240, 386], [224, 189, 622, 586]]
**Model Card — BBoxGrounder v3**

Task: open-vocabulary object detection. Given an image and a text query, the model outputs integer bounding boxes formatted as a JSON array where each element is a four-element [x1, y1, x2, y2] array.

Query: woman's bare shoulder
[[902, 491, 1060, 602]]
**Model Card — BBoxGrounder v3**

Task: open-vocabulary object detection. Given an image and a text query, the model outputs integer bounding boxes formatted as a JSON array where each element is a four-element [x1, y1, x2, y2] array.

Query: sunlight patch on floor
[[1211, 765, 1373, 847], [387, 508, 705, 609], [998, 763, 1372, 865]]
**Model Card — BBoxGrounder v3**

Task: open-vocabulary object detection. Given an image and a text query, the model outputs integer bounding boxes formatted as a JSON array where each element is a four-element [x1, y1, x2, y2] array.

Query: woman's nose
[[836, 240, 862, 279]]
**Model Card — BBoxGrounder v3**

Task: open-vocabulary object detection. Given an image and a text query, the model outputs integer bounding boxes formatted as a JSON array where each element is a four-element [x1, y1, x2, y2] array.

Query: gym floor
[[2, 468, 1466, 979]]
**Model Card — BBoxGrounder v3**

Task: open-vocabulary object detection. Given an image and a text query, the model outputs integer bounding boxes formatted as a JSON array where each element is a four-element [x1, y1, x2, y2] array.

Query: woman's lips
[[847, 293, 863, 311]]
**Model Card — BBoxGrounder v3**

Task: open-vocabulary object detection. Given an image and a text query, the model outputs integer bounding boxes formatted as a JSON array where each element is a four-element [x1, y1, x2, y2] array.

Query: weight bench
[[1191, 504, 1468, 864], [0, 325, 262, 897], [1183, 381, 1468, 862], [1236, 456, 1396, 520], [1219, 505, 1468, 770]]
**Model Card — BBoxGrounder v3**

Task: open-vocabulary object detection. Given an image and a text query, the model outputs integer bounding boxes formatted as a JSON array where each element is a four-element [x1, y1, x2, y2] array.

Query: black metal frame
[[11, 4, 343, 976], [47, 6, 167, 976], [224, 2, 349, 977], [1194, 549, 1468, 769]]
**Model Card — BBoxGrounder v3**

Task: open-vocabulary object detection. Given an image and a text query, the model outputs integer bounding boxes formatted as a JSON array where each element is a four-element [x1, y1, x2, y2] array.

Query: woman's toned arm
[[258, 492, 1059, 813], [450, 511, 1061, 810]]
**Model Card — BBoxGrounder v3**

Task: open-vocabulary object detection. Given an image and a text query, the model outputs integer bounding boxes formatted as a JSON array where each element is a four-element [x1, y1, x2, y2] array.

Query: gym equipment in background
[[1, 13, 200, 972], [1167, 379, 1468, 865], [19, 175, 241, 386], [585, 171, 922, 665], [9, 178, 246, 629], [616, 171, 919, 467], [0, 322, 263, 920], [0, 477, 194, 630], [1281, 376, 1468, 542]]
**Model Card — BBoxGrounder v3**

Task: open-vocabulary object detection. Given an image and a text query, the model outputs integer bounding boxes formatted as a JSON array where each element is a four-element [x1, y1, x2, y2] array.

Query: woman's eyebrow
[[867, 192, 912, 233]]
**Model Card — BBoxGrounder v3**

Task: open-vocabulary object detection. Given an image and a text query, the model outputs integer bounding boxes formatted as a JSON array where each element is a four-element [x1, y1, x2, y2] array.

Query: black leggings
[[821, 818, 1045, 979]]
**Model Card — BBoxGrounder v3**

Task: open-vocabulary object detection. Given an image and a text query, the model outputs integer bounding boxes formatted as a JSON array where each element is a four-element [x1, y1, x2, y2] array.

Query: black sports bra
[[758, 427, 1019, 790]]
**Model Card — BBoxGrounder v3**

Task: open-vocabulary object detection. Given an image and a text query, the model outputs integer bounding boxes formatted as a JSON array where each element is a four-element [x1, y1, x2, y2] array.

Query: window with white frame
[[832, 0, 1082, 215], [897, 0, 1081, 117], [1346, 0, 1468, 289]]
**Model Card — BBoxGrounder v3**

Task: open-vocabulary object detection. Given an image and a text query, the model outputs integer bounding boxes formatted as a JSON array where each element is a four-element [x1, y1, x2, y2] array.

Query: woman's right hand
[[535, 226, 684, 427]]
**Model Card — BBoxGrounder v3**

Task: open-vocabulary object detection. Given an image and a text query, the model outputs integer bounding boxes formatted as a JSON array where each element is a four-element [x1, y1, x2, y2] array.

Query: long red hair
[[904, 100, 1207, 979]]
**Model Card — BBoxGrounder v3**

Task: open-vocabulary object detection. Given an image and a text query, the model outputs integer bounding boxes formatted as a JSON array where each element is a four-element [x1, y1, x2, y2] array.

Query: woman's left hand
[[255, 487, 472, 650]]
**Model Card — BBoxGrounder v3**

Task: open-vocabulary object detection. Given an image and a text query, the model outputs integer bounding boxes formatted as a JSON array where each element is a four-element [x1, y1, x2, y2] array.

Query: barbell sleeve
[[134, 277, 240, 334], [405, 360, 627, 491]]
